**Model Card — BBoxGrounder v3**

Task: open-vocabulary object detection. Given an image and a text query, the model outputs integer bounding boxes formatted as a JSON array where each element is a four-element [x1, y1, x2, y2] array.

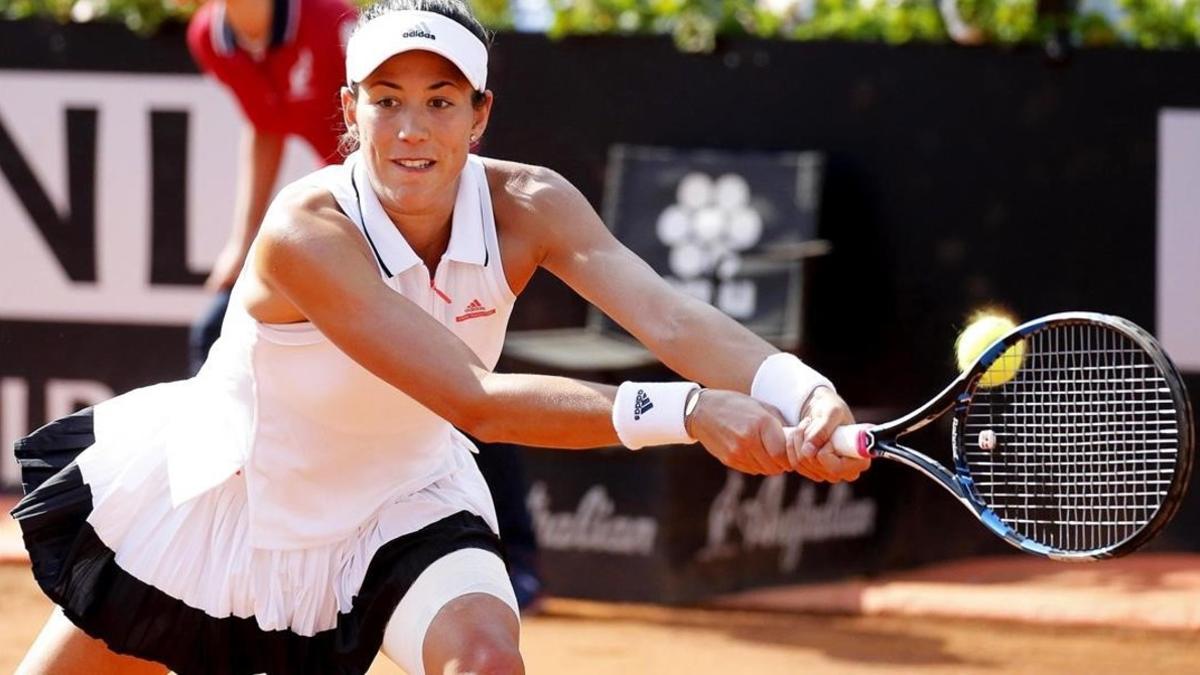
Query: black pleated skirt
[[11, 408, 503, 675]]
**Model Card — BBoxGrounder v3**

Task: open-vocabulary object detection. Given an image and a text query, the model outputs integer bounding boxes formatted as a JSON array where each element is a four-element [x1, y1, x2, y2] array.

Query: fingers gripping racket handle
[[831, 424, 874, 459]]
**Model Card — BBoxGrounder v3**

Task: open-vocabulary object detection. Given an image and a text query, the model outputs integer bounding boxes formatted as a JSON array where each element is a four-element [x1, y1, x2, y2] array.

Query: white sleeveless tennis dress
[[12, 152, 520, 675]]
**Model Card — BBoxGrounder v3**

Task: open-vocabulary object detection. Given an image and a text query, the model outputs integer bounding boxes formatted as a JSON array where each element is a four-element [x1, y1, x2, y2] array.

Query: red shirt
[[187, 0, 356, 164]]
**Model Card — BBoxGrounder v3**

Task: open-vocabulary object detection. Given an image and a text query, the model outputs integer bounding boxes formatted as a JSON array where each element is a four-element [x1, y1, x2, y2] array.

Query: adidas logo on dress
[[455, 298, 496, 322], [633, 390, 653, 420], [402, 22, 436, 39]]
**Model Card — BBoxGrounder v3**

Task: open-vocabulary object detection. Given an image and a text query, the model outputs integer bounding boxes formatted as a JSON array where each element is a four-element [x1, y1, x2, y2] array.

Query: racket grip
[[831, 424, 872, 459]]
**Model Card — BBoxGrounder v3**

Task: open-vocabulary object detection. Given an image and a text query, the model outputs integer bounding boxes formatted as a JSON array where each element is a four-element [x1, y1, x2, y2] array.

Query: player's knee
[[423, 596, 522, 675], [455, 638, 523, 675]]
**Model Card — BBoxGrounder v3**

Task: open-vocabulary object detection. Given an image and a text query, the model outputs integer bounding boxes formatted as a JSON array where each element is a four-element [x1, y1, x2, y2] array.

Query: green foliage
[[545, 0, 1200, 51], [0, 0, 510, 34], [1119, 0, 1200, 48], [788, 0, 947, 44], [2, 0, 201, 34], [467, 0, 514, 30], [943, 0, 1039, 43], [546, 0, 951, 50], [1073, 10, 1121, 46], [0, 0, 1197, 50]]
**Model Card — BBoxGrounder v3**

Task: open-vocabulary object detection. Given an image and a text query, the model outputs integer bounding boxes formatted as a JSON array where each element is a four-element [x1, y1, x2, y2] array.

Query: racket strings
[[961, 323, 1181, 553]]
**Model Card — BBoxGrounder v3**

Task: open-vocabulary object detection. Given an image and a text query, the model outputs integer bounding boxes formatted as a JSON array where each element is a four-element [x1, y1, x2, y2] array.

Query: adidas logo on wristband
[[613, 381, 697, 450], [633, 390, 654, 420]]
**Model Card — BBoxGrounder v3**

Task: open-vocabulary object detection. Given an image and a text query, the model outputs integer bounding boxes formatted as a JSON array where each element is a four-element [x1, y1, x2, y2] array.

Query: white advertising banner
[[1158, 109, 1200, 372], [0, 70, 321, 486], [0, 71, 319, 326]]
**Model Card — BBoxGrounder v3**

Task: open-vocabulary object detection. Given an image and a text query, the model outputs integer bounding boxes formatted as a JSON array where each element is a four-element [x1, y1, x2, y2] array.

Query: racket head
[[952, 312, 1194, 560]]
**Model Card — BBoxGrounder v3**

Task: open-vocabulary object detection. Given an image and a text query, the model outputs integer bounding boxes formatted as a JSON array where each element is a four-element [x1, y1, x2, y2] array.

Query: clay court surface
[[1, 563, 1197, 674]]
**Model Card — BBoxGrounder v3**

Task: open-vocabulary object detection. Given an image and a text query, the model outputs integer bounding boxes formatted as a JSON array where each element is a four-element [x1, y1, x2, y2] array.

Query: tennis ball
[[956, 311, 1025, 388]]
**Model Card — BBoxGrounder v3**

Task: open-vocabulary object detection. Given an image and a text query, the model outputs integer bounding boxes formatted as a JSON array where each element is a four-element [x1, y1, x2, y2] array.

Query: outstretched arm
[[528, 167, 777, 391], [250, 187, 788, 474], [524, 167, 867, 481]]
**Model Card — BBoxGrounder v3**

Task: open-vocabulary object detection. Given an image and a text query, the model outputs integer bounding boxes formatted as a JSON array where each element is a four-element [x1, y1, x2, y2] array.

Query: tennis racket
[[831, 311, 1194, 561]]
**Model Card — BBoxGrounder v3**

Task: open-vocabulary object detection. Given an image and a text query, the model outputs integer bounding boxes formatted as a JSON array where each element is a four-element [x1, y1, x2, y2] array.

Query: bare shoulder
[[481, 157, 579, 221], [246, 182, 375, 322], [257, 182, 371, 263], [478, 158, 595, 287]]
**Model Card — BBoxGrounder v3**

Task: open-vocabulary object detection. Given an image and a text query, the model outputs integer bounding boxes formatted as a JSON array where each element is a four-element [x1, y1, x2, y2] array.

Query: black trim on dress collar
[[350, 170, 393, 278]]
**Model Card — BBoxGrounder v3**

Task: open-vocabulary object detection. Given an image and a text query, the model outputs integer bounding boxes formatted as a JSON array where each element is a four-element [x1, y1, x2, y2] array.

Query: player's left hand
[[786, 387, 870, 482], [687, 389, 794, 475]]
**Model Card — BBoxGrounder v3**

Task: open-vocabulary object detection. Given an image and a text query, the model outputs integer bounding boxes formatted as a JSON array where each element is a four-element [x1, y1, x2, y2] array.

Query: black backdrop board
[[482, 36, 1200, 561], [2, 22, 1199, 586], [521, 443, 886, 602], [482, 37, 1200, 395], [520, 436, 1019, 601]]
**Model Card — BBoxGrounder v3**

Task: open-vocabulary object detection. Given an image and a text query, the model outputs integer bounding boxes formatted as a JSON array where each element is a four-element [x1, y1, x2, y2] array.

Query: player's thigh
[[16, 607, 167, 675], [380, 547, 520, 675]]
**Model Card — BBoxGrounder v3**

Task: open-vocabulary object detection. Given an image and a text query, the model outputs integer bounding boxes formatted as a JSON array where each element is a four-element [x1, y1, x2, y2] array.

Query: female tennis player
[[12, 1, 869, 673]]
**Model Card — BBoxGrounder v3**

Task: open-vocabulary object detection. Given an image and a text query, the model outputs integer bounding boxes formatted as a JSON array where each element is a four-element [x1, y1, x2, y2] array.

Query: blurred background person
[[186, 0, 357, 373]]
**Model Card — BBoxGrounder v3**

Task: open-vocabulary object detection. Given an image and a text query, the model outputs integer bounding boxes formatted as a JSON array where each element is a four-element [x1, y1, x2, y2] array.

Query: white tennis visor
[[345, 10, 488, 90]]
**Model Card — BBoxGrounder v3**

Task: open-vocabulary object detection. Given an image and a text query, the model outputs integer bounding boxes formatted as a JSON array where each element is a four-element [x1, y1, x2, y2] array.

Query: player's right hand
[[686, 390, 793, 475], [786, 387, 870, 483]]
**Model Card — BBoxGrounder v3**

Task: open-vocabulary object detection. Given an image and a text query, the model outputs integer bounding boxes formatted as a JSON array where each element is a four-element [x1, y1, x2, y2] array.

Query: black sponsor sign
[[522, 444, 887, 602]]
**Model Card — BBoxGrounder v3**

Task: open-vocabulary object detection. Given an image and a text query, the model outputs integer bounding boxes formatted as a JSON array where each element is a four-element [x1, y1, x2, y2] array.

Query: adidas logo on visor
[[633, 390, 654, 420], [402, 21, 436, 39]]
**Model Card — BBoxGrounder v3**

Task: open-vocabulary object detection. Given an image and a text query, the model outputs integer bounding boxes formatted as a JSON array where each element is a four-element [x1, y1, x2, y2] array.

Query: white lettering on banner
[[1, 378, 28, 488], [1158, 109, 1200, 371], [0, 71, 318, 326], [698, 471, 876, 573], [526, 482, 658, 555]]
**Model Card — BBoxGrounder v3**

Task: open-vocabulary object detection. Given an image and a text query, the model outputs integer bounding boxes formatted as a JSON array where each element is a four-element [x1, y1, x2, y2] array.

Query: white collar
[[349, 154, 487, 277]]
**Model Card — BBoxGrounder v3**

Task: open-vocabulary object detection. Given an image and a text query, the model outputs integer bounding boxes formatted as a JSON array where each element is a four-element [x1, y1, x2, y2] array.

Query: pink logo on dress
[[455, 299, 495, 322]]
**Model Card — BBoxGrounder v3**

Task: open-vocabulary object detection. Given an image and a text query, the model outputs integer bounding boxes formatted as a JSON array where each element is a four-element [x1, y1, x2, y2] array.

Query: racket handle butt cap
[[831, 424, 871, 459]]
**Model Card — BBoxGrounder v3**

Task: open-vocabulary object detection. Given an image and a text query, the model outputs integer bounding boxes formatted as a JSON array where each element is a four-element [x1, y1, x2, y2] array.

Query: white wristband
[[612, 381, 700, 450], [750, 353, 834, 426]]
